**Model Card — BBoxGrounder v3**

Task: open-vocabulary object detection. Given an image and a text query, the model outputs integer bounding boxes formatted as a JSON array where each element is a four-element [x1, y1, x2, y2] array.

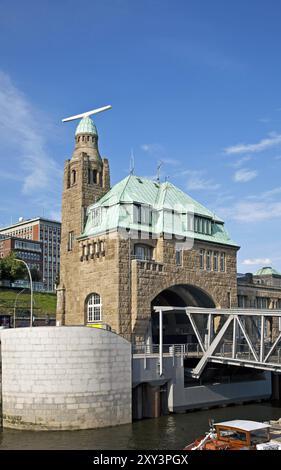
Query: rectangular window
[[133, 204, 141, 224], [68, 231, 74, 251], [220, 252, 225, 272], [206, 250, 211, 271], [213, 251, 219, 271], [238, 295, 247, 308], [133, 204, 152, 225], [199, 249, 205, 270], [256, 297, 269, 309], [187, 213, 194, 231], [92, 208, 101, 227], [176, 249, 183, 266], [202, 219, 206, 234]]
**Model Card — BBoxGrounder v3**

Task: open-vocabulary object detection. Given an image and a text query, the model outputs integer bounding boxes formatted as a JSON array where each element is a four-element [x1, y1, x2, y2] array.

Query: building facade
[[238, 267, 281, 310], [0, 217, 61, 292], [237, 267, 281, 340], [57, 116, 239, 344]]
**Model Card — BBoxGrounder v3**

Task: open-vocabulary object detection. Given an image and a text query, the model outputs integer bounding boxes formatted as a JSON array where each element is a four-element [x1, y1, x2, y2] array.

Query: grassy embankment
[[0, 287, 56, 317]]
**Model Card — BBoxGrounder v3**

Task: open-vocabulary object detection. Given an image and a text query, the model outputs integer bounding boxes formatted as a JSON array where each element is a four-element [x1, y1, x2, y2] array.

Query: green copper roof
[[80, 175, 238, 247], [75, 116, 97, 136], [96, 175, 223, 220], [254, 267, 281, 276]]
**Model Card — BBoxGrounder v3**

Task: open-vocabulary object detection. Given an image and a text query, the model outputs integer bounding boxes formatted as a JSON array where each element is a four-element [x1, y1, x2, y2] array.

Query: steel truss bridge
[[151, 306, 281, 378]]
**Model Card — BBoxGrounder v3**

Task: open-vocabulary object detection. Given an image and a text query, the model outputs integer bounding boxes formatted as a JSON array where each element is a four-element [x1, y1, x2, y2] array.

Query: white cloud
[[162, 158, 180, 166], [0, 71, 62, 197], [224, 132, 281, 155], [233, 168, 258, 183], [183, 170, 220, 191], [219, 200, 281, 222], [252, 186, 281, 201], [141, 143, 164, 154], [229, 156, 252, 168], [141, 143, 180, 166], [242, 258, 272, 266]]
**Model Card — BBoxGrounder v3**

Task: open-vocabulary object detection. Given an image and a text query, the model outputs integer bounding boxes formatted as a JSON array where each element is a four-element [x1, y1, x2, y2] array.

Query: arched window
[[134, 244, 153, 261], [92, 169, 97, 184], [86, 293, 102, 323], [71, 169, 76, 185]]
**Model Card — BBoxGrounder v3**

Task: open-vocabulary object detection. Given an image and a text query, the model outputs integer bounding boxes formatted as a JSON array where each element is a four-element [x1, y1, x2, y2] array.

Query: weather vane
[[62, 105, 112, 122]]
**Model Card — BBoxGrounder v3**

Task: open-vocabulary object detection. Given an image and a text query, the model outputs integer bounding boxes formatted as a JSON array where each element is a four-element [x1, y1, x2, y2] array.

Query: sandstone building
[[56, 116, 240, 345]]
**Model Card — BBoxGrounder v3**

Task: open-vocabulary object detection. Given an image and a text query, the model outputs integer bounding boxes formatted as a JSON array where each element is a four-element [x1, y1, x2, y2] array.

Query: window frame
[[206, 250, 212, 271], [176, 249, 183, 266], [87, 293, 102, 323]]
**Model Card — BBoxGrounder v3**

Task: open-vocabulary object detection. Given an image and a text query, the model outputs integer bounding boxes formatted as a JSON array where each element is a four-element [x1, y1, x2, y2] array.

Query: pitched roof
[[81, 175, 238, 247], [98, 175, 222, 220]]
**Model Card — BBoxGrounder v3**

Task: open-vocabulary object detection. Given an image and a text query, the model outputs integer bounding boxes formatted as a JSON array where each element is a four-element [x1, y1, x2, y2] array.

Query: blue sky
[[0, 0, 281, 272]]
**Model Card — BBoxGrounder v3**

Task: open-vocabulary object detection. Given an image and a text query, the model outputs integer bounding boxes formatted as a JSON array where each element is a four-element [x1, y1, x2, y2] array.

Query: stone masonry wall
[[0, 327, 131, 430], [131, 239, 238, 342], [59, 232, 238, 343]]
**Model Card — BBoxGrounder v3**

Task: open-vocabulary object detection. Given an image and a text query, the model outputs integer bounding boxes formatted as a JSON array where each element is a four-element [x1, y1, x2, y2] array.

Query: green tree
[[0, 253, 27, 282]]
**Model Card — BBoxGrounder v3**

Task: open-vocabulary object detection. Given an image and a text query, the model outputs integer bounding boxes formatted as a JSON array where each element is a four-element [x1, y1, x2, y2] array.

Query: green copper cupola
[[75, 116, 98, 136], [73, 116, 102, 163]]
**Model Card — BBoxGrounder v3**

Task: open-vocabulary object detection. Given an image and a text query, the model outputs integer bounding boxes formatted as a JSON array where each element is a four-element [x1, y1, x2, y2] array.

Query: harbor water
[[0, 402, 281, 450]]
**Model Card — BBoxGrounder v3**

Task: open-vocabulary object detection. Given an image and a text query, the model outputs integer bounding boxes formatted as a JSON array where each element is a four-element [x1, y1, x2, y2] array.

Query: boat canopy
[[214, 420, 271, 432]]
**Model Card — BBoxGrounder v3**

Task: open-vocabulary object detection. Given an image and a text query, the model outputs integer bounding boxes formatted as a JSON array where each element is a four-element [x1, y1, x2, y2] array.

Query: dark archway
[[151, 284, 215, 345]]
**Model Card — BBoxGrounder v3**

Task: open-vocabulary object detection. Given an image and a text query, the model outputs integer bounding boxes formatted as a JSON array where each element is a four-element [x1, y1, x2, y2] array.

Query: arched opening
[[71, 169, 76, 185], [134, 243, 153, 261], [151, 284, 215, 345], [92, 169, 97, 184], [85, 293, 102, 323]]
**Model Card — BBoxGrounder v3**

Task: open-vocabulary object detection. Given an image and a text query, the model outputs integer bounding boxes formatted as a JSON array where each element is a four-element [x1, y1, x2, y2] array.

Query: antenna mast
[[156, 161, 163, 183], [130, 148, 135, 175]]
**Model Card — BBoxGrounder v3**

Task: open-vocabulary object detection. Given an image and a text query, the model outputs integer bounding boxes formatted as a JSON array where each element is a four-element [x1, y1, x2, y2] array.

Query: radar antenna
[[62, 105, 112, 122]]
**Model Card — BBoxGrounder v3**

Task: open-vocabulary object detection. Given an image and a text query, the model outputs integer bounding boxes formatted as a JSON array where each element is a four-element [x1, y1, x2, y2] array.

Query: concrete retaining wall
[[133, 355, 271, 412], [0, 327, 132, 430]]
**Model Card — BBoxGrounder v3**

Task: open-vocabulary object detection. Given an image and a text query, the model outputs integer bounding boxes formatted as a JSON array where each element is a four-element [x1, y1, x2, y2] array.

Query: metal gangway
[[152, 306, 281, 378]]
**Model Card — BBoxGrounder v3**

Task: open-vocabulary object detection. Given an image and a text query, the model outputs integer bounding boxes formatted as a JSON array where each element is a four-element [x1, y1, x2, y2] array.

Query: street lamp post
[[13, 288, 26, 328], [15, 259, 33, 327]]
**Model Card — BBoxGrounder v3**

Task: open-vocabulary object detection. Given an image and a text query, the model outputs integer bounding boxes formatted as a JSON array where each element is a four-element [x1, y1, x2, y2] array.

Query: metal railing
[[215, 341, 281, 363], [132, 343, 202, 357]]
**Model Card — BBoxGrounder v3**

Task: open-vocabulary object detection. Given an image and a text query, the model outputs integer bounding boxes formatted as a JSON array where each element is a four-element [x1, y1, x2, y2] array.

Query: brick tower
[[56, 116, 110, 324]]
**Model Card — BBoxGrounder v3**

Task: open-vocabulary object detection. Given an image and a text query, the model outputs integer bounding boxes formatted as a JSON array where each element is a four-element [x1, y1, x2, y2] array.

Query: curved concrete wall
[[0, 327, 131, 430]]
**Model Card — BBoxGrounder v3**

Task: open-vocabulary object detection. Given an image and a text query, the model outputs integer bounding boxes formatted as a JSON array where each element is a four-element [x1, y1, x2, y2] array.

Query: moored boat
[[184, 419, 281, 450]]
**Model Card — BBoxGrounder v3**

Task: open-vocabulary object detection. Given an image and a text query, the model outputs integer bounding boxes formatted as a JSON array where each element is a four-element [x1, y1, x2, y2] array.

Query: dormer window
[[193, 216, 212, 235], [133, 204, 152, 225], [92, 207, 102, 227]]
